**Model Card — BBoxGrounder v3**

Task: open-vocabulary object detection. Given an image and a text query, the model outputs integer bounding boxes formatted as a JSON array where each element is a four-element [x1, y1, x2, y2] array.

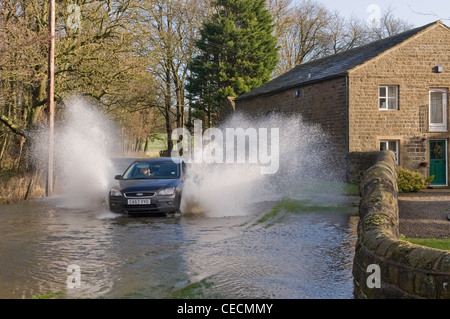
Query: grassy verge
[[342, 183, 359, 196], [167, 279, 217, 299], [400, 236, 450, 251], [30, 291, 65, 299], [257, 199, 310, 224], [146, 134, 167, 153], [255, 197, 355, 228], [0, 169, 46, 204]]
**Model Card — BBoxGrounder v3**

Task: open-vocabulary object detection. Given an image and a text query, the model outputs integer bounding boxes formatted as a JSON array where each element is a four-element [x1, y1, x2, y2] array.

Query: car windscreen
[[122, 162, 180, 180]]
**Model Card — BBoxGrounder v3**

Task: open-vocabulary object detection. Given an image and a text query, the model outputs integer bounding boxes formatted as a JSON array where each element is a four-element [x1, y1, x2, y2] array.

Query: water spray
[[180, 112, 345, 218], [32, 96, 119, 208]]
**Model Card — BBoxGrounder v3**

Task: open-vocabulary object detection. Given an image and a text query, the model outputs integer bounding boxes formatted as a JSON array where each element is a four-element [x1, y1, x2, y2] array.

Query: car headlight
[[158, 187, 175, 196], [110, 188, 122, 197]]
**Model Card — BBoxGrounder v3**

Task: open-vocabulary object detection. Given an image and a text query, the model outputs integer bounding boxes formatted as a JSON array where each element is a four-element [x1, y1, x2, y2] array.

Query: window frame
[[380, 140, 399, 165], [429, 88, 448, 132], [379, 85, 399, 111]]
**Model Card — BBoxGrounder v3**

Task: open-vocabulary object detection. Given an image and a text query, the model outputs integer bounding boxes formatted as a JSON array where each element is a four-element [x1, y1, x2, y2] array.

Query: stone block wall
[[353, 150, 450, 298], [347, 151, 381, 184]]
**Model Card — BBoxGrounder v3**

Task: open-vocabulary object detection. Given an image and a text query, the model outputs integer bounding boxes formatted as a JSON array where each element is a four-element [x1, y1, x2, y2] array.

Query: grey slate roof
[[237, 21, 441, 101]]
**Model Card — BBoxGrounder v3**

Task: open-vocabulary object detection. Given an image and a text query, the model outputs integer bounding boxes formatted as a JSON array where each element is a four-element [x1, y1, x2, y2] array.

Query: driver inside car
[[136, 166, 151, 178]]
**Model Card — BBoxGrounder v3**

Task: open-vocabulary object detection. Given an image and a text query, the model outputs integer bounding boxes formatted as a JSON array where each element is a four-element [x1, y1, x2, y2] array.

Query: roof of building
[[237, 20, 446, 101]]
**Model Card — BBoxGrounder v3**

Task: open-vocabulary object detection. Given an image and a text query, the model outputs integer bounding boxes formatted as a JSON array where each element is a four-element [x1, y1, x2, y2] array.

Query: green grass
[[30, 291, 64, 299], [343, 183, 359, 196], [146, 134, 167, 152], [256, 205, 282, 224], [400, 236, 450, 251], [256, 199, 308, 228], [167, 279, 216, 299], [255, 198, 354, 228]]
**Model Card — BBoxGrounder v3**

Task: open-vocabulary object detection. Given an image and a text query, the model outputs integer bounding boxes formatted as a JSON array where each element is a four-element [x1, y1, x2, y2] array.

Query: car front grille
[[124, 192, 155, 198]]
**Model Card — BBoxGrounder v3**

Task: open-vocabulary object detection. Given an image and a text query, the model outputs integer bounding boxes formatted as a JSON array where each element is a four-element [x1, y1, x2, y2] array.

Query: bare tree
[[266, 0, 294, 38], [273, 0, 332, 76], [135, 0, 211, 153], [407, 3, 450, 23], [0, 0, 148, 169], [272, 1, 414, 77], [324, 13, 368, 55], [0, 1, 49, 168], [368, 5, 414, 40]]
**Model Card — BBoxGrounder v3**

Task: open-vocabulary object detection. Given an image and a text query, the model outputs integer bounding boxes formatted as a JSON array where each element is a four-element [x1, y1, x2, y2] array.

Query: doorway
[[429, 140, 447, 186]]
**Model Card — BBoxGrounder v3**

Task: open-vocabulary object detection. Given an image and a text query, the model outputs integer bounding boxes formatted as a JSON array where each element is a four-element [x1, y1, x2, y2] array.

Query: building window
[[380, 140, 399, 164], [379, 85, 398, 110], [429, 88, 448, 132]]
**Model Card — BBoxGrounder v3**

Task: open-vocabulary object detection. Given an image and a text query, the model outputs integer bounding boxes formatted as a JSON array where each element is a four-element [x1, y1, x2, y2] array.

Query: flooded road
[[0, 195, 358, 299], [0, 102, 362, 299], [0, 157, 359, 299]]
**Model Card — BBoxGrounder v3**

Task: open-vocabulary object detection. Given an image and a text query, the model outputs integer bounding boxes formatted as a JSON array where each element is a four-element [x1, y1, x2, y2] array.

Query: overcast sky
[[299, 0, 450, 27]]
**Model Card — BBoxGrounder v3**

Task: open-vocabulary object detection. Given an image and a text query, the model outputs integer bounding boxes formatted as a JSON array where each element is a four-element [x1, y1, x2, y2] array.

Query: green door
[[429, 140, 447, 186]]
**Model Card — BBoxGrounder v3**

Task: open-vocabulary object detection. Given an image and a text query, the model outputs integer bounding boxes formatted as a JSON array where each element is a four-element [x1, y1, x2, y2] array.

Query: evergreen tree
[[186, 0, 278, 127]]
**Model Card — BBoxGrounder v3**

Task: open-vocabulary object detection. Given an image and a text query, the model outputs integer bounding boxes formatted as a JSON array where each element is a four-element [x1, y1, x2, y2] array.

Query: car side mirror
[[114, 175, 122, 180]]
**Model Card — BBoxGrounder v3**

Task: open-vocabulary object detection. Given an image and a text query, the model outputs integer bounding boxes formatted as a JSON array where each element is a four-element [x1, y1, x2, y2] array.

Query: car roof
[[132, 157, 184, 164]]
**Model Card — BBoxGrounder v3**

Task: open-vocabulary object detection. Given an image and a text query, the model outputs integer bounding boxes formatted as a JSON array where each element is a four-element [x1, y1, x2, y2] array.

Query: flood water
[[0, 190, 359, 299], [0, 100, 361, 299]]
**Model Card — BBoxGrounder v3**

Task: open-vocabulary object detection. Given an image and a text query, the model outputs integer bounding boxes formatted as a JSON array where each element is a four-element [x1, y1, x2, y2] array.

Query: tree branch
[[0, 114, 27, 138], [407, 4, 450, 21]]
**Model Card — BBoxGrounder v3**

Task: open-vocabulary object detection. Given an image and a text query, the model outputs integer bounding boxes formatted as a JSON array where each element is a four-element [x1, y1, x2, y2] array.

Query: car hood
[[117, 179, 180, 192]]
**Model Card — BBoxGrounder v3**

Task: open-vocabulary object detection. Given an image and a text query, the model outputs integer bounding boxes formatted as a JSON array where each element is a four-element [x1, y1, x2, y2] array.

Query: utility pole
[[46, 0, 55, 197]]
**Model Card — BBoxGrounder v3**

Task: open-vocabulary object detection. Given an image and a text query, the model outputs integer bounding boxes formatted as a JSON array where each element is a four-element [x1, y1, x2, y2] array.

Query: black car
[[109, 157, 185, 216]]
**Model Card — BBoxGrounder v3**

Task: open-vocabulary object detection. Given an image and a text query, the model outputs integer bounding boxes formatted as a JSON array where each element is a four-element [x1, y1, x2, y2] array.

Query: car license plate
[[127, 199, 151, 205]]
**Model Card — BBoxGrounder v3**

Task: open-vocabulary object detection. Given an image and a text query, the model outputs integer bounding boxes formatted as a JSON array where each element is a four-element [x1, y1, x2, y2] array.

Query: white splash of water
[[180, 112, 345, 218], [31, 98, 345, 215], [181, 162, 268, 217], [32, 96, 119, 208]]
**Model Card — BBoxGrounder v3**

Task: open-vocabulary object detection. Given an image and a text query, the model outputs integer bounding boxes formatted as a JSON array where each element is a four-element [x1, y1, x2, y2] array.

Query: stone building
[[234, 21, 450, 184]]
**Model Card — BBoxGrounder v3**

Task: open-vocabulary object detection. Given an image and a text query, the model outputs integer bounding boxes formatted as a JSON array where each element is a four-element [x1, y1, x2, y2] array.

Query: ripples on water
[[0, 99, 360, 299], [0, 195, 358, 299]]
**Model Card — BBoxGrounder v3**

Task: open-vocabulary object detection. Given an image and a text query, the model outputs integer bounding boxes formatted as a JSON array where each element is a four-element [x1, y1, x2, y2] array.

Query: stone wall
[[347, 151, 381, 184], [353, 150, 450, 299]]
